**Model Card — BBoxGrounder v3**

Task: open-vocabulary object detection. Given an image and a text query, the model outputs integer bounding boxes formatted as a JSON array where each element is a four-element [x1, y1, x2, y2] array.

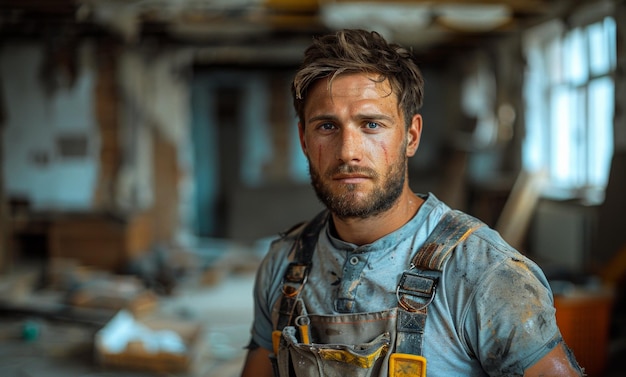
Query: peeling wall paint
[[1, 42, 99, 210]]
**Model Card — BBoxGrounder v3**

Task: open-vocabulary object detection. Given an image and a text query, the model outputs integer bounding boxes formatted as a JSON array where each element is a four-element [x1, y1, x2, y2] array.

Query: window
[[523, 16, 616, 203]]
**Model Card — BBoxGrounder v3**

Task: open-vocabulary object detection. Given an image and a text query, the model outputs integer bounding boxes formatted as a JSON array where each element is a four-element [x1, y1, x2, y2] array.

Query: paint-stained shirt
[[249, 193, 563, 376]]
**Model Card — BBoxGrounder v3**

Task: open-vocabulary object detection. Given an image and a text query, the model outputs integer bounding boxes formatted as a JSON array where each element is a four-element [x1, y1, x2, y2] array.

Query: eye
[[318, 122, 336, 131], [365, 121, 381, 129]]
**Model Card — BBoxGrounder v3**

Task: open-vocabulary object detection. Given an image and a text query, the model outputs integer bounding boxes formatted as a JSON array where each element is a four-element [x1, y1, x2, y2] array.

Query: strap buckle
[[284, 262, 310, 283], [281, 262, 310, 298], [396, 270, 438, 312]]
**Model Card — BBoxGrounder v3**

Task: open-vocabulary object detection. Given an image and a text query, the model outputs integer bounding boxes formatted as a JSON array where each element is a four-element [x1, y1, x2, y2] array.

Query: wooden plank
[[495, 169, 547, 252]]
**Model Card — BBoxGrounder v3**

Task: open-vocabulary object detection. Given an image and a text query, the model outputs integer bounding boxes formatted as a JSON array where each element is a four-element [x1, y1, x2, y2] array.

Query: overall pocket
[[278, 326, 390, 377]]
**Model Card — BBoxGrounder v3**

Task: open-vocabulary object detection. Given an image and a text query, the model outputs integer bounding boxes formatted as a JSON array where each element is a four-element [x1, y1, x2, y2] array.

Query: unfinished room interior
[[0, 0, 625, 376]]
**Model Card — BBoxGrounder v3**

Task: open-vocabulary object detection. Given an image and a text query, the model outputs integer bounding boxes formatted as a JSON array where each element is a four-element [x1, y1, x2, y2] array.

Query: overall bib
[[270, 210, 484, 377]]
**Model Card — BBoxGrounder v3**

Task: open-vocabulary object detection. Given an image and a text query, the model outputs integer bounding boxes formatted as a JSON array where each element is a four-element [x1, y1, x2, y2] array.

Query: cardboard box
[[48, 212, 152, 272], [69, 274, 158, 317], [95, 310, 204, 374]]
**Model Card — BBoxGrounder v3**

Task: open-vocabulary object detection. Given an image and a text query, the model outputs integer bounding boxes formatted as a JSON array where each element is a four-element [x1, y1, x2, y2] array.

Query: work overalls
[[270, 210, 484, 377]]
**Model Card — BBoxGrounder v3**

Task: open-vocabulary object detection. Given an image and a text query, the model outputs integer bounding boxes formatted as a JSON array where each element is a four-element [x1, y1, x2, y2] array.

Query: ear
[[298, 122, 308, 156], [406, 114, 422, 157]]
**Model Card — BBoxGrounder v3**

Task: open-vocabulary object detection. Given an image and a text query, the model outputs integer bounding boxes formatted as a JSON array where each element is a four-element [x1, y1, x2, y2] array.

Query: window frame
[[522, 7, 616, 204]]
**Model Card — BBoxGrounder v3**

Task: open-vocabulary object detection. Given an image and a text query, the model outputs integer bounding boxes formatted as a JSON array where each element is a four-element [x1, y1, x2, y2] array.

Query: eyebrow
[[306, 113, 394, 124]]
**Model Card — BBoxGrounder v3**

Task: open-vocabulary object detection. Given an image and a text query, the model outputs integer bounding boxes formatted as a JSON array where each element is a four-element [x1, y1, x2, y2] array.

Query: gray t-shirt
[[249, 193, 562, 376]]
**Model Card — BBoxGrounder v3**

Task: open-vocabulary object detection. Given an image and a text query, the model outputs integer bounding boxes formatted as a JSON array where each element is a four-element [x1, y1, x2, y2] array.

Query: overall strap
[[395, 210, 484, 356], [275, 210, 329, 332], [411, 210, 484, 270]]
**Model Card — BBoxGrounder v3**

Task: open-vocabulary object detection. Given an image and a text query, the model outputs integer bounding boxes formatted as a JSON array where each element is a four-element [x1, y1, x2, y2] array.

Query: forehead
[[314, 73, 393, 98], [303, 73, 398, 114]]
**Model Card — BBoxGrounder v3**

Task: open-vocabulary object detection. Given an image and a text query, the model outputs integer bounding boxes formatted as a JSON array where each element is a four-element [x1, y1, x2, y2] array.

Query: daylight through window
[[523, 16, 616, 203]]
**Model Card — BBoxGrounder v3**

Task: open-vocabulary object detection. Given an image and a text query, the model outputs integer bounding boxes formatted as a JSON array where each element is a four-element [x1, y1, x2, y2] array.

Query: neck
[[330, 189, 424, 245]]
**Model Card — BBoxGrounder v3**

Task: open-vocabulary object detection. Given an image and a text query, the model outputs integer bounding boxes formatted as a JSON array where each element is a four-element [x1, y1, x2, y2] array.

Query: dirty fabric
[[250, 193, 562, 376]]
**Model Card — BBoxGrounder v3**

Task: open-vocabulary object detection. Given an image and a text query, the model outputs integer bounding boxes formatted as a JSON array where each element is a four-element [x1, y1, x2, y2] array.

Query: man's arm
[[524, 342, 583, 377], [241, 346, 273, 377]]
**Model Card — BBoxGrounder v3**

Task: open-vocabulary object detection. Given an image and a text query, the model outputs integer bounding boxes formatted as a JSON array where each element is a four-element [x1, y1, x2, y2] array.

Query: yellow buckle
[[389, 353, 426, 377]]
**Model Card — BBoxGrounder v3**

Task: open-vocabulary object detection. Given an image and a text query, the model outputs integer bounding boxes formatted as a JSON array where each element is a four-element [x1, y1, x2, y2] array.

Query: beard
[[309, 155, 407, 220]]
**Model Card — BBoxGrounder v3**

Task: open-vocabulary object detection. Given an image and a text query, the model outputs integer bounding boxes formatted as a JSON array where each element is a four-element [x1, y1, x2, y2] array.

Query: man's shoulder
[[257, 212, 328, 286], [277, 221, 308, 240], [275, 210, 328, 242], [443, 221, 547, 292], [265, 210, 328, 259]]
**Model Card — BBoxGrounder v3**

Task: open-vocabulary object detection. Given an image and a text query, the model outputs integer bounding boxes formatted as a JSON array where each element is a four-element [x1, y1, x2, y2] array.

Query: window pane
[[547, 38, 563, 84], [523, 17, 615, 201], [522, 65, 547, 172], [605, 17, 617, 69], [588, 22, 609, 75], [550, 87, 573, 186], [588, 77, 614, 187], [573, 88, 586, 187], [564, 28, 588, 85]]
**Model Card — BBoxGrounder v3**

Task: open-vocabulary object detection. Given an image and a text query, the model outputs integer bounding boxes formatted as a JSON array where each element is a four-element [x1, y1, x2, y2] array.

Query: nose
[[336, 127, 362, 163]]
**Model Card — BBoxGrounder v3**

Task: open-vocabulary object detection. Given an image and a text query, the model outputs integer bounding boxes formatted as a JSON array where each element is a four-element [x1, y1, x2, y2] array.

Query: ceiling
[[0, 0, 579, 64]]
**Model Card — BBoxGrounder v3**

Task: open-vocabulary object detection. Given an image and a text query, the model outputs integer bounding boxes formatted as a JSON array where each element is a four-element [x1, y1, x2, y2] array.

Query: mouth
[[332, 173, 371, 184]]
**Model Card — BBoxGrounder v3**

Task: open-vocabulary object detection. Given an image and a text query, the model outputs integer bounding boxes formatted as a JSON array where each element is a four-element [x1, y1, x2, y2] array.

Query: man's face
[[298, 73, 421, 219]]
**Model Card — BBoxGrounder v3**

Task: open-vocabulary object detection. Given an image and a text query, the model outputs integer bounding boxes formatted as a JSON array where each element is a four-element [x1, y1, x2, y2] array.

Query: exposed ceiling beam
[[0, 0, 582, 65], [329, 0, 551, 13]]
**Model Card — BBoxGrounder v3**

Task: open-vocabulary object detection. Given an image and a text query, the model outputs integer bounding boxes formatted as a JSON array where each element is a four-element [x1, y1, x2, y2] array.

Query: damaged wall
[[1, 42, 99, 210], [0, 37, 193, 269]]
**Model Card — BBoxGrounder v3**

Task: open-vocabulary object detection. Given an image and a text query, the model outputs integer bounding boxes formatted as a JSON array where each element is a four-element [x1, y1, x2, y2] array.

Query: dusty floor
[[0, 266, 255, 377]]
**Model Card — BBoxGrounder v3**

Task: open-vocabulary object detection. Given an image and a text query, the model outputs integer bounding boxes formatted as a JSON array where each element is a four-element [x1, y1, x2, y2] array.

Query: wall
[[594, 2, 626, 266], [190, 69, 315, 240], [0, 85, 6, 271], [0, 38, 194, 269], [1, 42, 99, 210]]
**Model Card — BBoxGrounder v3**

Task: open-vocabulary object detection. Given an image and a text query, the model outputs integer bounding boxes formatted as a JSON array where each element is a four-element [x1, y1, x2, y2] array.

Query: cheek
[[304, 137, 326, 169], [378, 142, 390, 165], [317, 144, 323, 168]]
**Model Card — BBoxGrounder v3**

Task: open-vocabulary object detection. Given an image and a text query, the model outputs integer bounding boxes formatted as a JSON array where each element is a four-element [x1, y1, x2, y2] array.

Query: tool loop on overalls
[[295, 315, 310, 327], [295, 315, 312, 344]]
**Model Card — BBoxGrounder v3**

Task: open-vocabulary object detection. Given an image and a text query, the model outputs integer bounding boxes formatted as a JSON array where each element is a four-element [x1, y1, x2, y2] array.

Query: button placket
[[334, 251, 368, 313]]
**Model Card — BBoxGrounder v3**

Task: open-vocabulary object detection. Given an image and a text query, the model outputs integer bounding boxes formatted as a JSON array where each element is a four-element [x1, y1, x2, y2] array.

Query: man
[[241, 29, 583, 377]]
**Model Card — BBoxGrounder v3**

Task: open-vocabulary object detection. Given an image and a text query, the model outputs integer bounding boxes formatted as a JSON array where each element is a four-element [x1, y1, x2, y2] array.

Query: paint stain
[[380, 142, 389, 165]]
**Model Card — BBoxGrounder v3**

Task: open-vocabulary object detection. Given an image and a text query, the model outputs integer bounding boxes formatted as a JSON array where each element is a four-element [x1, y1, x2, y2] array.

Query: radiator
[[530, 200, 596, 274]]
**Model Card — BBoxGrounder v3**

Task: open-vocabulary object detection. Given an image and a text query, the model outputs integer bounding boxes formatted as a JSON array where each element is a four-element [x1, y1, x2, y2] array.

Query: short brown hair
[[292, 29, 424, 128]]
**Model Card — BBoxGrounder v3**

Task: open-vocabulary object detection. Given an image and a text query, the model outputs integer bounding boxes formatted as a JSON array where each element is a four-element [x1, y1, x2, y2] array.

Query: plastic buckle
[[389, 353, 426, 377]]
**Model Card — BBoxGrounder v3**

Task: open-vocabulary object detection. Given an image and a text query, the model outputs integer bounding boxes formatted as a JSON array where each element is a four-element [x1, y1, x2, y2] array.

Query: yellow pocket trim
[[389, 353, 426, 377], [319, 344, 389, 369]]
